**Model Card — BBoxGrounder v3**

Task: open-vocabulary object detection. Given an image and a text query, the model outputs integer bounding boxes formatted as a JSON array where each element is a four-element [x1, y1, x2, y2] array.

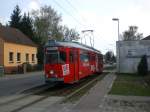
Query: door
[[73, 49, 79, 81], [69, 49, 79, 82]]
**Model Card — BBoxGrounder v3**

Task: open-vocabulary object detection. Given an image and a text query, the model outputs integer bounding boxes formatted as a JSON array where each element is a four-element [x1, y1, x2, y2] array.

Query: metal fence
[[0, 66, 4, 76]]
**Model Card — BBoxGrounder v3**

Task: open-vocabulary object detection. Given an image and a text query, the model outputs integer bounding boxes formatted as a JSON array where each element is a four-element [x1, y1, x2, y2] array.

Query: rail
[[0, 73, 108, 112]]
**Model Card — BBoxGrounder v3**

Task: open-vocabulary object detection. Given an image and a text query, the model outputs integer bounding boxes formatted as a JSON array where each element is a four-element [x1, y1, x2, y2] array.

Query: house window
[[17, 53, 21, 62], [26, 53, 29, 62], [32, 54, 35, 62], [9, 52, 14, 62]]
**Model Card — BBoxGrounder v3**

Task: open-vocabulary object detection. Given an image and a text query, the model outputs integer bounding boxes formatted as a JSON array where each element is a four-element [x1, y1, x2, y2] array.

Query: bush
[[137, 55, 148, 76]]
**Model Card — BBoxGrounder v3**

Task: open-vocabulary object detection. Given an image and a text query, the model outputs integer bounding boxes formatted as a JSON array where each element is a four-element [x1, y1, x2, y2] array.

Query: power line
[[53, 0, 85, 27], [63, 0, 87, 22]]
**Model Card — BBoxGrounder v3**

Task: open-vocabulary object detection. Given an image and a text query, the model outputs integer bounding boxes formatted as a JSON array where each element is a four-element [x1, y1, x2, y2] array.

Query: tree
[[20, 13, 34, 41], [62, 26, 79, 41], [137, 55, 148, 76], [104, 51, 116, 63], [112, 55, 116, 63], [0, 22, 2, 27], [105, 51, 113, 63], [9, 5, 22, 29], [122, 26, 143, 41], [32, 5, 63, 44]]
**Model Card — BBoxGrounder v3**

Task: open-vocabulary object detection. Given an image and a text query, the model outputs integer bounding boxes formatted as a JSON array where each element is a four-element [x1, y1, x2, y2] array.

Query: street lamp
[[112, 18, 119, 41], [112, 18, 120, 73]]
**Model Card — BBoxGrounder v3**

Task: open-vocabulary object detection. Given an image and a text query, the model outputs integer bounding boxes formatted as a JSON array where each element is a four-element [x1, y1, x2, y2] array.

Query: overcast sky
[[0, 0, 150, 54]]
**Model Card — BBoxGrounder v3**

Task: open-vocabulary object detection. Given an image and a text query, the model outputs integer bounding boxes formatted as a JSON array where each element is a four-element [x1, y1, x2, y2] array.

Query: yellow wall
[[4, 42, 37, 67], [0, 38, 4, 66]]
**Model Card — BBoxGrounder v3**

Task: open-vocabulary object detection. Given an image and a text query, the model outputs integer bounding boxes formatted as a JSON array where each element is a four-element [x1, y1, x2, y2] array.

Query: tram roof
[[45, 40, 101, 54]]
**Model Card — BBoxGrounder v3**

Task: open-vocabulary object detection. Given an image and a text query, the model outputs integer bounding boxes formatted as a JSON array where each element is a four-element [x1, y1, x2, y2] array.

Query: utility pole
[[112, 18, 120, 73], [81, 30, 94, 47]]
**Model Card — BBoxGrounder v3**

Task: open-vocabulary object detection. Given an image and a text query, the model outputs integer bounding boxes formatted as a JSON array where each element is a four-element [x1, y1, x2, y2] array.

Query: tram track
[[0, 83, 57, 106], [0, 73, 108, 112]]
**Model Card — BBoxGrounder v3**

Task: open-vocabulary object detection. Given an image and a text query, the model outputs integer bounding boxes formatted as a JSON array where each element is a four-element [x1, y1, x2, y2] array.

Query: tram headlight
[[49, 70, 54, 75]]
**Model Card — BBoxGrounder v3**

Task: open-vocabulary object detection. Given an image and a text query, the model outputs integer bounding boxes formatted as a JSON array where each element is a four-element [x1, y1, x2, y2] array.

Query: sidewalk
[[70, 73, 116, 112], [0, 71, 44, 80], [47, 73, 116, 112]]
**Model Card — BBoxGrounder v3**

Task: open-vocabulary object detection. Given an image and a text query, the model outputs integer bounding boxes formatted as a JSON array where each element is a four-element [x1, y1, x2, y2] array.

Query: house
[[0, 26, 37, 73], [116, 38, 150, 73], [142, 35, 150, 40]]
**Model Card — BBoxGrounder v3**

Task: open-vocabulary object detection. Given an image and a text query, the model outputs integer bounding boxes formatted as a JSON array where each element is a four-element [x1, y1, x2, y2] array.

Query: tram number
[[62, 64, 70, 76]]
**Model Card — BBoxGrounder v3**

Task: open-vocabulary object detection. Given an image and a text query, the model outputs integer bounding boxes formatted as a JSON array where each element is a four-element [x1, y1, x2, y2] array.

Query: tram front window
[[45, 51, 66, 64], [46, 51, 58, 64]]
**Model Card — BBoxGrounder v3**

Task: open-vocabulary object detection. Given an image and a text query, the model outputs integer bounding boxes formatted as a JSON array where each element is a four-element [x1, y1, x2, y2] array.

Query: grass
[[109, 73, 150, 96]]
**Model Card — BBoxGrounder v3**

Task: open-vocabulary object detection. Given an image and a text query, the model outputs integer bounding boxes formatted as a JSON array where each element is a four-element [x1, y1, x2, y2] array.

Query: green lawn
[[109, 74, 150, 96]]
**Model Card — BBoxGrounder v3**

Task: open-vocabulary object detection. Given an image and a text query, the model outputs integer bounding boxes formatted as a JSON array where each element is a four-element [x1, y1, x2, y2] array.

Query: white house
[[116, 36, 150, 73]]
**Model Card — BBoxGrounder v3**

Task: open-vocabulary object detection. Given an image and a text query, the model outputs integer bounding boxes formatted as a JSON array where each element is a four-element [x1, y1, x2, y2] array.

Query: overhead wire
[[62, 0, 96, 46], [53, 0, 85, 27], [63, 0, 87, 23], [52, 0, 99, 47]]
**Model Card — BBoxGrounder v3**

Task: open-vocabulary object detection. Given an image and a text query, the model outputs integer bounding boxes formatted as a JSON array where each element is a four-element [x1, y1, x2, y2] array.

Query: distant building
[[0, 27, 37, 73], [116, 37, 150, 73]]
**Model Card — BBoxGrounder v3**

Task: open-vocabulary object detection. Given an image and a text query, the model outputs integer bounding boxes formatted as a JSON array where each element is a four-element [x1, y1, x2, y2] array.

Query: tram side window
[[70, 51, 74, 63], [59, 51, 66, 64], [80, 53, 89, 62], [91, 55, 95, 61], [99, 55, 103, 62]]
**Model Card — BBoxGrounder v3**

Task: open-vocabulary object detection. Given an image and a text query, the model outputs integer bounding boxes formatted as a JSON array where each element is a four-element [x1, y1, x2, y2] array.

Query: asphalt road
[[0, 72, 45, 97]]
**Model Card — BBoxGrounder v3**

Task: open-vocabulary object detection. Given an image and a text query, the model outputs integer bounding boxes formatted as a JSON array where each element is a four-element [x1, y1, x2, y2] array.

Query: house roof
[[0, 26, 37, 47], [142, 35, 150, 40]]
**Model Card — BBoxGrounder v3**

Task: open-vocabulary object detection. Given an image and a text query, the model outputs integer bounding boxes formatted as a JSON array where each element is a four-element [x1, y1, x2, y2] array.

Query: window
[[9, 52, 13, 62], [45, 51, 59, 64], [80, 53, 89, 62], [26, 53, 29, 62], [59, 51, 66, 64], [17, 53, 21, 62], [45, 51, 66, 64], [91, 55, 95, 61], [32, 54, 35, 62]]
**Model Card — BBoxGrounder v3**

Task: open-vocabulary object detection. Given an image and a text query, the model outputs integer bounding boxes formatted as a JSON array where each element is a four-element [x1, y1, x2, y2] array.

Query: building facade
[[0, 27, 37, 73], [116, 40, 150, 73]]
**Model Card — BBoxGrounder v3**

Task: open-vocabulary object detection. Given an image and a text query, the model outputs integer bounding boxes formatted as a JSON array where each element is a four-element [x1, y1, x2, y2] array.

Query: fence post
[[23, 63, 27, 74], [0, 66, 4, 77]]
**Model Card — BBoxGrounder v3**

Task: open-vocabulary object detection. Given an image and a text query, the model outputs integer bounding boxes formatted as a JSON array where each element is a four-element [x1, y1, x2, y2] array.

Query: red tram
[[44, 40, 103, 84]]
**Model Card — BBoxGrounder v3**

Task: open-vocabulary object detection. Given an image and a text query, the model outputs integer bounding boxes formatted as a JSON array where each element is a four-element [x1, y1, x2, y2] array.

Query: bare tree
[[62, 26, 79, 41], [122, 26, 143, 41]]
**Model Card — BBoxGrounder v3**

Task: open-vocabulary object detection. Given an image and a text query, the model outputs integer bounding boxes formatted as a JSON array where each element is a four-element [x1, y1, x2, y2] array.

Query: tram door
[[70, 49, 79, 82]]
